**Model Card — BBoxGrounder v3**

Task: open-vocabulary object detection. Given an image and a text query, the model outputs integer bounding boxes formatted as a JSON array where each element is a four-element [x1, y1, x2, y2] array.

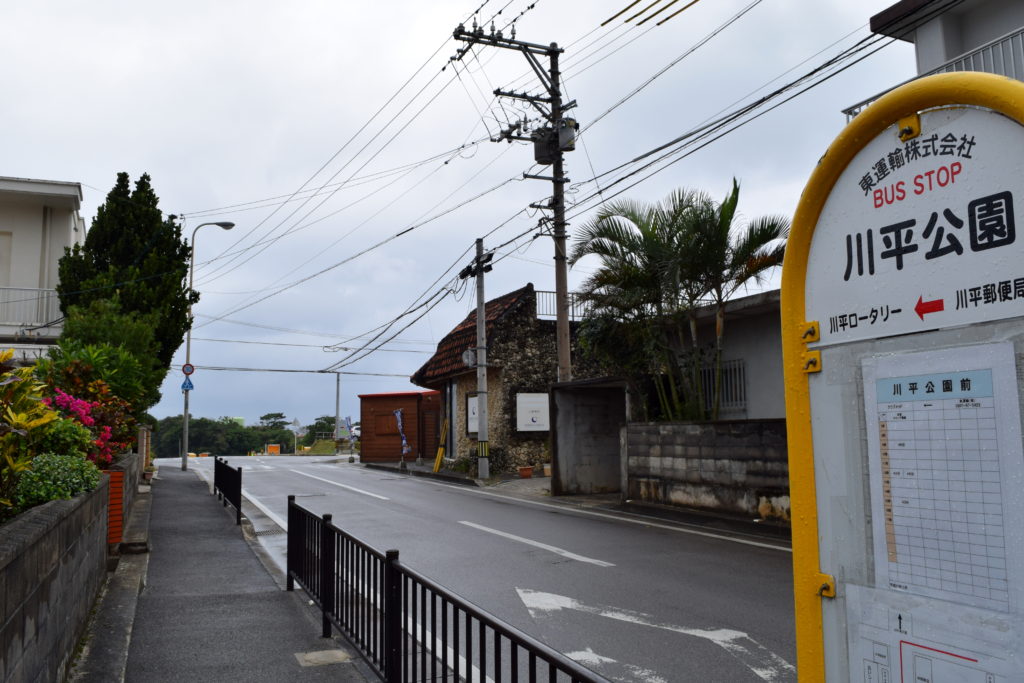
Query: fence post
[[235, 466, 242, 525], [321, 513, 335, 638], [286, 495, 295, 591], [383, 549, 401, 682]]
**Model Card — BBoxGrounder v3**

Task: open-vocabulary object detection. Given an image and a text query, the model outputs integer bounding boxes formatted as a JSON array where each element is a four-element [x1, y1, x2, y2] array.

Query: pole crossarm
[[524, 173, 569, 183], [492, 88, 552, 104], [452, 26, 559, 56]]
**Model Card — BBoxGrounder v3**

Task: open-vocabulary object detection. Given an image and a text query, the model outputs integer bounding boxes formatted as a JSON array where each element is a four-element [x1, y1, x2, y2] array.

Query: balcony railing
[[0, 287, 61, 326], [535, 291, 591, 321], [843, 27, 1024, 121]]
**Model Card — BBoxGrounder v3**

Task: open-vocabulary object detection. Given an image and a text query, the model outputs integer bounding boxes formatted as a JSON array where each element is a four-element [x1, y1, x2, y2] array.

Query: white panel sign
[[516, 393, 549, 431], [854, 343, 1024, 681], [466, 395, 478, 434], [844, 584, 1020, 682], [806, 108, 1024, 345]]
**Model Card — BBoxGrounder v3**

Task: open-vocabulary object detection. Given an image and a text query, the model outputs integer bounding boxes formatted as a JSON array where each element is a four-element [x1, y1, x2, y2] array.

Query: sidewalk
[[74, 466, 370, 683]]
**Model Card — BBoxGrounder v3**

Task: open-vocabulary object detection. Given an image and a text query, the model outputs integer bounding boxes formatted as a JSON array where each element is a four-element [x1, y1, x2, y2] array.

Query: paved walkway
[[77, 466, 371, 683]]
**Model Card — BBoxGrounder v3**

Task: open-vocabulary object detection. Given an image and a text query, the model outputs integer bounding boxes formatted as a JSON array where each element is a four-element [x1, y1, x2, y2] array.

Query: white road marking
[[289, 469, 389, 500], [566, 648, 668, 683], [458, 521, 614, 567], [518, 589, 796, 682], [242, 489, 288, 528], [439, 483, 790, 553]]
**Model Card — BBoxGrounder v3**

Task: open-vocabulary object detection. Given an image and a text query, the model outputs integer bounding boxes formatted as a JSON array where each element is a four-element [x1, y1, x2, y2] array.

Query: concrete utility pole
[[459, 239, 493, 479], [334, 373, 341, 454], [453, 23, 576, 381]]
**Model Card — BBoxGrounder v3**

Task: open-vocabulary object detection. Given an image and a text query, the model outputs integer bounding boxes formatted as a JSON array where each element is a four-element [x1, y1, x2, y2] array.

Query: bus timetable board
[[781, 73, 1024, 682]]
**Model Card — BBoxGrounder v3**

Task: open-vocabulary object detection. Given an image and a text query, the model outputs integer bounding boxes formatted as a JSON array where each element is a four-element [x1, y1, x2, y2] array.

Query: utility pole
[[334, 373, 341, 455], [459, 239, 493, 479], [453, 21, 577, 381]]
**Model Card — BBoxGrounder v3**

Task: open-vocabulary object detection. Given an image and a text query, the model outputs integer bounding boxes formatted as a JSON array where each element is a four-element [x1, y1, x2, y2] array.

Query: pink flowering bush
[[43, 388, 120, 467]]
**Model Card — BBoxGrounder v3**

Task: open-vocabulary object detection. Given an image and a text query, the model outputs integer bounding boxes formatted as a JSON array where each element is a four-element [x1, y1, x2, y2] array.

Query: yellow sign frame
[[780, 71, 1024, 681]]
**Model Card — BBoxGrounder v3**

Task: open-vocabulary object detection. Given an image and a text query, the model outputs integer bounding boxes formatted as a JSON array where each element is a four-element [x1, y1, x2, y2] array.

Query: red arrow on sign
[[914, 295, 944, 320]]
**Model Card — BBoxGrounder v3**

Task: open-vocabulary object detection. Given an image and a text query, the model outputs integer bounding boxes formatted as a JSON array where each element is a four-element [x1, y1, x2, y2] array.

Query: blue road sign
[[182, 377, 194, 391]]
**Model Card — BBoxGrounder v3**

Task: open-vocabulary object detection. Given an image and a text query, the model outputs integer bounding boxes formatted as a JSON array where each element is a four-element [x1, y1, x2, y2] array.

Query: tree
[[685, 179, 788, 418], [58, 296, 165, 411], [570, 190, 703, 420], [57, 172, 196, 368], [258, 412, 289, 430], [571, 180, 788, 420]]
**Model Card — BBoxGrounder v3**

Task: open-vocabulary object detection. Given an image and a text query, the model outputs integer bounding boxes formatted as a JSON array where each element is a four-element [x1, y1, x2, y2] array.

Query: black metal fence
[[213, 457, 242, 525], [286, 496, 608, 683]]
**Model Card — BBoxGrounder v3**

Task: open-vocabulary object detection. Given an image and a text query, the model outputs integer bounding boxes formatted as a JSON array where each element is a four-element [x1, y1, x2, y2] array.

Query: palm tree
[[570, 190, 704, 420], [685, 178, 789, 419]]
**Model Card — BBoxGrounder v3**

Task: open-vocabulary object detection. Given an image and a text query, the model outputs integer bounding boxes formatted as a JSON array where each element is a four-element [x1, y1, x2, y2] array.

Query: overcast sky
[[2, 0, 914, 428]]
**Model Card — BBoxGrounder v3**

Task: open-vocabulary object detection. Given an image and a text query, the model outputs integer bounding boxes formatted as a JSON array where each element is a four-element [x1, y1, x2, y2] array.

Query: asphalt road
[[178, 455, 796, 683]]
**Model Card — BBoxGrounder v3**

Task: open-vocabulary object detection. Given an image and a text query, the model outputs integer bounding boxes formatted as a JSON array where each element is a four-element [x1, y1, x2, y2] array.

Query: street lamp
[[181, 221, 234, 471]]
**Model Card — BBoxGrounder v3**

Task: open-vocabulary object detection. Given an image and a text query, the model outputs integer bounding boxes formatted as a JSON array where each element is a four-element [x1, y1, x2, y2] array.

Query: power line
[[181, 138, 490, 221], [194, 1, 510, 285], [195, 169, 527, 326], [581, 0, 765, 133], [567, 32, 898, 216], [193, 365, 410, 377], [190, 337, 432, 353]]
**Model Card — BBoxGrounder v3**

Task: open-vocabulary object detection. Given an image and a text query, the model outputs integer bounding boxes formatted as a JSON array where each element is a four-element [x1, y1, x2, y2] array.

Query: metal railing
[[843, 27, 1024, 120], [700, 358, 746, 414], [535, 290, 592, 321], [213, 457, 242, 525], [0, 287, 60, 325], [286, 497, 608, 683]]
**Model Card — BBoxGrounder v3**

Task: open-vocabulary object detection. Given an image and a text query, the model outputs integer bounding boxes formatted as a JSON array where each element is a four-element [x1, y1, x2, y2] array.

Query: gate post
[[320, 513, 335, 638], [383, 549, 401, 682]]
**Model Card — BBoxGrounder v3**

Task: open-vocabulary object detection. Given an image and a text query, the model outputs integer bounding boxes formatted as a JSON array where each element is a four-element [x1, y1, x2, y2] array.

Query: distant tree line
[[153, 412, 350, 458]]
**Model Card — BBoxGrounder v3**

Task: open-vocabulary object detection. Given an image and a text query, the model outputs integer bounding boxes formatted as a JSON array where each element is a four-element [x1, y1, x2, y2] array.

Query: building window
[[700, 359, 746, 414]]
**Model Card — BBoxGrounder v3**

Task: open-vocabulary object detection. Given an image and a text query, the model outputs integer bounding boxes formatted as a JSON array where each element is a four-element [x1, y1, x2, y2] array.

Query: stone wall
[[0, 477, 110, 683], [624, 420, 790, 521]]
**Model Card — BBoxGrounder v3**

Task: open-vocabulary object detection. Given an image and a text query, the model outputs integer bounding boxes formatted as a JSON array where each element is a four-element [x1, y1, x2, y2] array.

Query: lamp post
[[181, 221, 234, 471]]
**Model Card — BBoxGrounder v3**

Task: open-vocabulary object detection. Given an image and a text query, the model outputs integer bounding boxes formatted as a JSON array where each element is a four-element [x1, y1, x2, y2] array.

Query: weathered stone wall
[[625, 420, 790, 521], [0, 477, 109, 683]]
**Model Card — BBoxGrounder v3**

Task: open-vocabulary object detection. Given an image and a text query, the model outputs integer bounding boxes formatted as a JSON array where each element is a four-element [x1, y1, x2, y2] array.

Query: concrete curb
[[69, 484, 152, 683], [362, 461, 483, 487]]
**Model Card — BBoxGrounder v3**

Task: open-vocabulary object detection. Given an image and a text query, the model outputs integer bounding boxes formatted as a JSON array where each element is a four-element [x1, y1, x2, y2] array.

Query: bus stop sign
[[781, 72, 1024, 682]]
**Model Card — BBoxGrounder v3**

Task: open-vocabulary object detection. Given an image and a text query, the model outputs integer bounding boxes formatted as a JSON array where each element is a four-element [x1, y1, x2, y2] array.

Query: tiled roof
[[410, 283, 534, 387]]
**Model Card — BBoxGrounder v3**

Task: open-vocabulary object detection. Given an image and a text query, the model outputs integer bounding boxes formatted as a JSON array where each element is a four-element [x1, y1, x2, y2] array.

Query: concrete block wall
[[0, 477, 109, 683], [624, 420, 790, 521]]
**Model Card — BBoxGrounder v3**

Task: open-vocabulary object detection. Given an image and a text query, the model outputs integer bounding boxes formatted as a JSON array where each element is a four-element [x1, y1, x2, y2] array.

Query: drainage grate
[[254, 528, 286, 537]]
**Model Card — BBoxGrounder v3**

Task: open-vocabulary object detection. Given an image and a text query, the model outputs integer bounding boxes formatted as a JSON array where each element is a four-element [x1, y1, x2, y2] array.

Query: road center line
[[458, 521, 615, 567], [441, 484, 790, 552], [289, 469, 390, 500]]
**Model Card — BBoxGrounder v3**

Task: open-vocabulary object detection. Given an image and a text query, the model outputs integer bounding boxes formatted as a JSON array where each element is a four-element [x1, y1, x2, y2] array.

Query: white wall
[[914, 0, 1024, 73], [0, 195, 79, 290]]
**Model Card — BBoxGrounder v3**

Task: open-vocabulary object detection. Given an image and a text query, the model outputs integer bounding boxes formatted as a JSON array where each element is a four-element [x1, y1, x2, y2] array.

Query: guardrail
[[286, 497, 608, 682], [842, 27, 1024, 121], [213, 457, 242, 525], [0, 287, 60, 325]]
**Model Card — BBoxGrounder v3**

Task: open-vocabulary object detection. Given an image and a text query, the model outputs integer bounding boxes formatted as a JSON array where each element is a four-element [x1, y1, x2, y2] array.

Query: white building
[[846, 0, 1024, 119], [0, 176, 85, 364]]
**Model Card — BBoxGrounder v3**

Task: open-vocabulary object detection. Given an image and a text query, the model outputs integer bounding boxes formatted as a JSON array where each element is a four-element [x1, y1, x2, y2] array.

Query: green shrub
[[13, 453, 101, 512], [31, 417, 94, 460]]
